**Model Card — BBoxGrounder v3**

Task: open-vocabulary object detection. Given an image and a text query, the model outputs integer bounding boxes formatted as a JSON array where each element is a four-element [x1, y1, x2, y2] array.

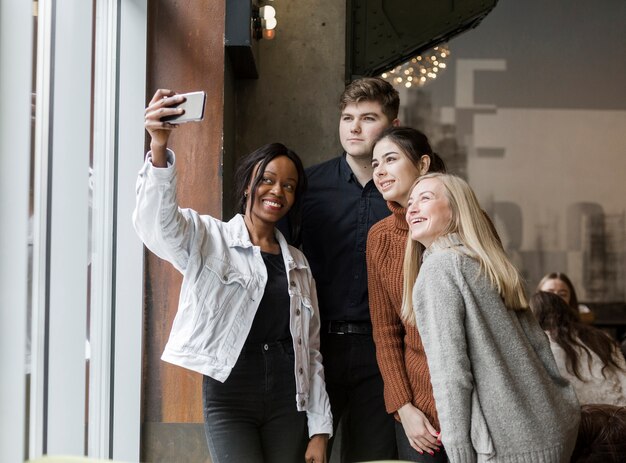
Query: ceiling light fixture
[[381, 44, 450, 88]]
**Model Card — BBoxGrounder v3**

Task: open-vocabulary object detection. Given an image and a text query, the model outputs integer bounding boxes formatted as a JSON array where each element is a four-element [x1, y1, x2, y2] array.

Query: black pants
[[202, 340, 307, 463], [320, 332, 397, 462]]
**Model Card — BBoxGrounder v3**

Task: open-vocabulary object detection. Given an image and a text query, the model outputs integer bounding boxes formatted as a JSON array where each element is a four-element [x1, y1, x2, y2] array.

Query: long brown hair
[[571, 404, 626, 461], [373, 126, 446, 175], [530, 291, 625, 381]]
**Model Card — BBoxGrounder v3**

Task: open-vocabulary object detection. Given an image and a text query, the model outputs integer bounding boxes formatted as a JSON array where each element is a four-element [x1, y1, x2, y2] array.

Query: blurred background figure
[[530, 291, 626, 406], [570, 404, 626, 463], [537, 272, 594, 324]]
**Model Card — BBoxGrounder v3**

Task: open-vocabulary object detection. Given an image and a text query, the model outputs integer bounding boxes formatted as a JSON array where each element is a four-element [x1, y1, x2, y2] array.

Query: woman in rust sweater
[[367, 126, 446, 462]]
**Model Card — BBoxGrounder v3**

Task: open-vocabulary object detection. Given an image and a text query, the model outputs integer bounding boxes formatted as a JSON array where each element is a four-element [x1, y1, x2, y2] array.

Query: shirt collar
[[339, 153, 355, 182]]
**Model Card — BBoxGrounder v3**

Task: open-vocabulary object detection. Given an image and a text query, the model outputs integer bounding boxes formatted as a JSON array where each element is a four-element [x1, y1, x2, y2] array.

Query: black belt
[[325, 320, 372, 335]]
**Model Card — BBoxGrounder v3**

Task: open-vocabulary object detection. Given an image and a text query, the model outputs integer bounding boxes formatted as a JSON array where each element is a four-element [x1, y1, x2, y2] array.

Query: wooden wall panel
[[143, 0, 225, 430]]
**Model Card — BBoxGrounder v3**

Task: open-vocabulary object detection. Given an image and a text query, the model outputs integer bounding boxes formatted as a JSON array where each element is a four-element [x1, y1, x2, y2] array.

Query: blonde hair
[[400, 173, 528, 326]]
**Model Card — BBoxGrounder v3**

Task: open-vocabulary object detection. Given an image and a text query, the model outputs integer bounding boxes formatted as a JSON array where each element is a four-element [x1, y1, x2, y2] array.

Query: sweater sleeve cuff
[[445, 445, 477, 463], [388, 390, 414, 414]]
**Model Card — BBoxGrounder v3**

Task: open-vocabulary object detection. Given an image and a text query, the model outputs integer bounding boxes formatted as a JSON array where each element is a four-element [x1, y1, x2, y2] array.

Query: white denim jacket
[[133, 150, 332, 437]]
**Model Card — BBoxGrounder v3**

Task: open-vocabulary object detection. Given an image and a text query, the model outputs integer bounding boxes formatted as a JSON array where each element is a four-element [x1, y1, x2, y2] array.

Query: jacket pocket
[[187, 257, 250, 349], [470, 390, 495, 459]]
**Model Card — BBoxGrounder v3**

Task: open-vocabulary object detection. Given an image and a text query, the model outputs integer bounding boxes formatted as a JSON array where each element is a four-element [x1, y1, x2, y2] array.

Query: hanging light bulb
[[380, 43, 450, 88]]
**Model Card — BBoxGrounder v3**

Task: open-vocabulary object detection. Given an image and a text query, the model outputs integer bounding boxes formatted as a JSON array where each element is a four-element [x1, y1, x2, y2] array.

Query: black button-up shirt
[[299, 154, 390, 323]]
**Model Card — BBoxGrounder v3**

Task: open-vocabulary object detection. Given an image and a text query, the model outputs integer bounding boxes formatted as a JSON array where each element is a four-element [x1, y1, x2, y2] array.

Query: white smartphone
[[161, 91, 206, 123]]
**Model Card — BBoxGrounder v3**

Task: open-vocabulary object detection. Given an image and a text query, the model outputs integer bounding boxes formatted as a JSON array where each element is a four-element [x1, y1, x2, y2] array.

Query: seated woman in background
[[537, 272, 594, 323], [530, 291, 626, 406], [404, 173, 580, 463], [367, 126, 447, 461]]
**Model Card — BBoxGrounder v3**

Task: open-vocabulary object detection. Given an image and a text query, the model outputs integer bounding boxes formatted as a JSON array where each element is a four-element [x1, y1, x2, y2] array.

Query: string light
[[381, 44, 450, 88]]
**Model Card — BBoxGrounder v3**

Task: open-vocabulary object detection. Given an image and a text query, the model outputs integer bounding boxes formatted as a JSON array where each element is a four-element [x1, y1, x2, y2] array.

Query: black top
[[245, 251, 291, 344], [298, 154, 390, 322]]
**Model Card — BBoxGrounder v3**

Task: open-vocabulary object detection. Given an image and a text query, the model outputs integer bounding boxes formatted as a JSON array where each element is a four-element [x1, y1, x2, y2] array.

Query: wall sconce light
[[255, 4, 277, 40]]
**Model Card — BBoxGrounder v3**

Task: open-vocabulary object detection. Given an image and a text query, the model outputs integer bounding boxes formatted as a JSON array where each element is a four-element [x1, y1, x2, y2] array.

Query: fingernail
[[429, 451, 434, 456]]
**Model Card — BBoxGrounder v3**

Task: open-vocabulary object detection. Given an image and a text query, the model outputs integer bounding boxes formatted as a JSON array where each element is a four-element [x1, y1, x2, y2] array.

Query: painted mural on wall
[[397, 0, 626, 304]]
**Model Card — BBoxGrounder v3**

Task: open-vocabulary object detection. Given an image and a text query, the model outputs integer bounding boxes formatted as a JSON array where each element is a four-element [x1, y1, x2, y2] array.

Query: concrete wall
[[233, 0, 346, 170]]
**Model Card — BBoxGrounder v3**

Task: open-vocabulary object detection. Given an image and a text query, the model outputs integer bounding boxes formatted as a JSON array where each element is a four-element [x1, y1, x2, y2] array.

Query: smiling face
[[539, 278, 572, 306], [245, 155, 298, 226], [406, 177, 453, 247], [372, 137, 426, 207], [339, 101, 395, 160]]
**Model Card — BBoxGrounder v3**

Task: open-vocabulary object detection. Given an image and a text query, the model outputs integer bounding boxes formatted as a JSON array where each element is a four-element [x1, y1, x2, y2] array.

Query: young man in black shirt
[[300, 78, 400, 462]]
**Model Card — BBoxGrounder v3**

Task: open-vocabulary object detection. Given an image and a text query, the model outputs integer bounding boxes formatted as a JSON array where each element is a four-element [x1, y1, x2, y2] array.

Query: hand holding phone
[[161, 91, 206, 123]]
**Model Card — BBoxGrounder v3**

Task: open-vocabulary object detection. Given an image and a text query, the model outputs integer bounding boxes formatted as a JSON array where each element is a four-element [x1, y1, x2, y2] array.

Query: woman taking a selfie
[[134, 89, 332, 463], [403, 173, 580, 463], [366, 126, 447, 461]]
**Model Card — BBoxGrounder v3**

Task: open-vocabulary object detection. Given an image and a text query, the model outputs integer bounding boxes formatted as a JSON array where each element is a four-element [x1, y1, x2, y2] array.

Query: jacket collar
[[276, 228, 308, 270], [225, 215, 308, 270]]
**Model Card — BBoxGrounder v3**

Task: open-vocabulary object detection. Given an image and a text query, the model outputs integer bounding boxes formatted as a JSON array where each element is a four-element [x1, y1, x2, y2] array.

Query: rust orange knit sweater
[[366, 201, 439, 429]]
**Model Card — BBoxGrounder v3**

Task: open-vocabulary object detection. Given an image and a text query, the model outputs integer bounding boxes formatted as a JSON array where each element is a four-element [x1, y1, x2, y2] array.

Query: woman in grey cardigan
[[401, 173, 580, 463]]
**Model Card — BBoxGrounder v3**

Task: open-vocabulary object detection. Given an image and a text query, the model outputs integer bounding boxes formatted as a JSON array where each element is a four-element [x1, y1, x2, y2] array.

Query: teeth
[[263, 200, 282, 208]]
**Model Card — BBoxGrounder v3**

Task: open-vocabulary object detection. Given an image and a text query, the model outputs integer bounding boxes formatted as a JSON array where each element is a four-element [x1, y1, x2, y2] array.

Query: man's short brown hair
[[339, 77, 400, 122]]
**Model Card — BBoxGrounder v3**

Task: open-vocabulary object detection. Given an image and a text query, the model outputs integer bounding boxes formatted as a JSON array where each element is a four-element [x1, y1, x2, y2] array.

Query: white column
[[112, 1, 147, 460], [0, 1, 33, 462], [45, 0, 93, 454]]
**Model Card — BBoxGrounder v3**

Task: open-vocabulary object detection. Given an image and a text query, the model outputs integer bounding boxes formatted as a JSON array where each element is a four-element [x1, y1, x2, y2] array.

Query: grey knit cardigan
[[413, 238, 580, 463]]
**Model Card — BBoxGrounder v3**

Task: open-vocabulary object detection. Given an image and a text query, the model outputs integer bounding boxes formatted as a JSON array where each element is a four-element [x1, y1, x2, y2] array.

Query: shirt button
[[299, 367, 303, 374], [223, 274, 228, 281], [300, 399, 306, 406], [296, 309, 301, 316], [298, 338, 302, 345], [290, 281, 296, 287], [353, 274, 359, 280], [263, 344, 269, 351]]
